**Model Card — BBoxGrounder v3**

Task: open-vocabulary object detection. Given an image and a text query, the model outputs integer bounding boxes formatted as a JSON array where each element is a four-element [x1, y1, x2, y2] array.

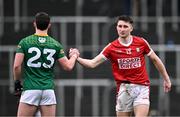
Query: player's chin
[[120, 35, 128, 38]]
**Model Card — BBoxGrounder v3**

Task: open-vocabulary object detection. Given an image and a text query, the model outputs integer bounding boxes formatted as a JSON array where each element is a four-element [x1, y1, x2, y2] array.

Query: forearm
[[77, 57, 97, 68], [13, 66, 23, 96], [13, 66, 22, 81], [13, 53, 24, 81], [67, 55, 78, 70], [153, 58, 170, 82]]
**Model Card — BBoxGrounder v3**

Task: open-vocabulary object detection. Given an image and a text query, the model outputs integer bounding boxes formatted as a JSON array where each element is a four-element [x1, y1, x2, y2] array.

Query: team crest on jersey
[[136, 48, 140, 52], [126, 48, 132, 54], [38, 37, 46, 43]]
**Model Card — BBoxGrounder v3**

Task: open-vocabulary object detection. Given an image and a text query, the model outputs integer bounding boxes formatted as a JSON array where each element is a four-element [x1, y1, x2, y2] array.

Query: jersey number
[[27, 47, 56, 68]]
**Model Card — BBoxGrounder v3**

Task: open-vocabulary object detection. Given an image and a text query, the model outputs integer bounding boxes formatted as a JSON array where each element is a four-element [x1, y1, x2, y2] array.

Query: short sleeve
[[101, 43, 111, 60], [142, 38, 152, 56], [57, 43, 65, 59], [16, 40, 25, 53]]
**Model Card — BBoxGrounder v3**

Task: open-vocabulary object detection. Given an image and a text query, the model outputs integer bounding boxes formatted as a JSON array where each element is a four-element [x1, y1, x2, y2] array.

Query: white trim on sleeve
[[100, 53, 108, 61], [147, 49, 153, 56]]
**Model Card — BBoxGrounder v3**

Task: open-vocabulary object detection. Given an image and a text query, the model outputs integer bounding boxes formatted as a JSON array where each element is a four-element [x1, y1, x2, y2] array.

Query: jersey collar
[[118, 36, 133, 47], [34, 33, 48, 36]]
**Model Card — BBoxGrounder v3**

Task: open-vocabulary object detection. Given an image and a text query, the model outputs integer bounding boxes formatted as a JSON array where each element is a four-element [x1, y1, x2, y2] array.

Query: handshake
[[69, 48, 80, 59]]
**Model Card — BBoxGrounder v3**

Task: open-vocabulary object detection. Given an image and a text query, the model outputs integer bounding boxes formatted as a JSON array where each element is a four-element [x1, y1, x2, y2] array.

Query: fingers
[[69, 48, 80, 58], [163, 81, 171, 93], [14, 80, 23, 97], [164, 86, 170, 93], [14, 91, 22, 97]]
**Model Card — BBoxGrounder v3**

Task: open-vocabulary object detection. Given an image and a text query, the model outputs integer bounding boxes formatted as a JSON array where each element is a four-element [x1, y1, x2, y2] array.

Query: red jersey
[[102, 36, 152, 87]]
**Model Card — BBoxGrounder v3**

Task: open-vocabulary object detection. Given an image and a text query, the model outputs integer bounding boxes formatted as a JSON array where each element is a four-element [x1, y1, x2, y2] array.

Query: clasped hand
[[69, 48, 80, 59]]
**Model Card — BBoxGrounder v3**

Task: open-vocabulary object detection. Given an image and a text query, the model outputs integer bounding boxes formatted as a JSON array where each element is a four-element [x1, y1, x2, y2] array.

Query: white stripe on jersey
[[101, 43, 111, 53], [100, 43, 111, 60], [101, 54, 108, 60], [141, 38, 153, 56], [147, 49, 153, 56]]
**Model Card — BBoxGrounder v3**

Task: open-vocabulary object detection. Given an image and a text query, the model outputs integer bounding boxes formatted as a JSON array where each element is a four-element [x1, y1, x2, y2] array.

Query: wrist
[[77, 57, 81, 62], [164, 78, 171, 83], [72, 54, 78, 59]]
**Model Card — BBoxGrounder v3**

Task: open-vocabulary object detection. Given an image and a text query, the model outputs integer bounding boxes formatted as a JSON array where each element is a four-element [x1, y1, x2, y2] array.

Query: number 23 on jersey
[[27, 47, 56, 68]]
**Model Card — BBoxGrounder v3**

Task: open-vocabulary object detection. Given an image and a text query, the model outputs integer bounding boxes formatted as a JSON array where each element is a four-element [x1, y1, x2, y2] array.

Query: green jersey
[[16, 34, 65, 90]]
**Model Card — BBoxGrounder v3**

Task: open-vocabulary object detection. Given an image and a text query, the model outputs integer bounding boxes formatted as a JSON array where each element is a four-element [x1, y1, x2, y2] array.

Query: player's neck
[[119, 35, 132, 45], [35, 29, 48, 36]]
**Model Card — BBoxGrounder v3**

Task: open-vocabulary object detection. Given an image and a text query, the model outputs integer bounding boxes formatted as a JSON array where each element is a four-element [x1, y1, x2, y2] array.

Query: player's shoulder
[[133, 35, 144, 41], [110, 38, 119, 46], [47, 36, 64, 48], [132, 35, 149, 44], [47, 36, 60, 43], [19, 34, 34, 43]]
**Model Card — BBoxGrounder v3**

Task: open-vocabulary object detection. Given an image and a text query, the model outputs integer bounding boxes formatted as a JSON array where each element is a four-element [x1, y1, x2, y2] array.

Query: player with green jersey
[[16, 34, 65, 90], [13, 12, 79, 117]]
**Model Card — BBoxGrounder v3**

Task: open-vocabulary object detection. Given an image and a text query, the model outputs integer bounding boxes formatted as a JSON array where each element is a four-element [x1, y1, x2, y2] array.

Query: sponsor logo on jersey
[[60, 49, 64, 54], [38, 37, 46, 43], [117, 57, 141, 69]]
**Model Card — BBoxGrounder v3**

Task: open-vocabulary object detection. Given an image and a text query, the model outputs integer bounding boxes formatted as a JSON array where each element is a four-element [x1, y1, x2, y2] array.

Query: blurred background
[[0, 0, 180, 116]]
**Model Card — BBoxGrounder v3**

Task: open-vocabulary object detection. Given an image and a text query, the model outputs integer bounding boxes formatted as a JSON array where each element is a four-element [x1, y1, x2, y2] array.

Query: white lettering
[[117, 57, 141, 69]]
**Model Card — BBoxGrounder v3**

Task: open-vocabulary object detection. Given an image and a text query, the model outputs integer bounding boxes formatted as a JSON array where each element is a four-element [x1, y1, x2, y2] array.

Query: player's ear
[[48, 23, 51, 29], [130, 25, 133, 32], [33, 21, 36, 28]]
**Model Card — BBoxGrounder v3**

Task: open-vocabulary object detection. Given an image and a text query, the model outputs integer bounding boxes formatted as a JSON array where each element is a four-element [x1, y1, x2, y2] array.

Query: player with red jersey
[[102, 36, 152, 89], [70, 15, 171, 117]]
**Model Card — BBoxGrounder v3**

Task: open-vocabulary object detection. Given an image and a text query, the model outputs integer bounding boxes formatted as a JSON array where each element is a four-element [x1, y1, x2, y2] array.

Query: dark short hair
[[116, 15, 133, 24], [35, 12, 50, 30]]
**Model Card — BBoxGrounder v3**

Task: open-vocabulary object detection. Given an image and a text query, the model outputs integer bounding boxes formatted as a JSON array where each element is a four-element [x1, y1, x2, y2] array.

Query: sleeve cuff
[[147, 49, 153, 56]]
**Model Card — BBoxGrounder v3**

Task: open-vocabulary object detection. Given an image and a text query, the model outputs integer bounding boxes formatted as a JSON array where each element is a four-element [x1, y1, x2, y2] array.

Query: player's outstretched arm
[[77, 54, 105, 68], [58, 49, 79, 71], [149, 51, 171, 92]]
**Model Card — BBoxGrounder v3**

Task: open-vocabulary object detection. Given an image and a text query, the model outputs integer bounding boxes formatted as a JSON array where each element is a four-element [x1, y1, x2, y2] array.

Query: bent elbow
[[13, 65, 21, 71], [89, 65, 96, 69], [87, 63, 97, 69], [63, 66, 73, 71], [66, 67, 73, 71]]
